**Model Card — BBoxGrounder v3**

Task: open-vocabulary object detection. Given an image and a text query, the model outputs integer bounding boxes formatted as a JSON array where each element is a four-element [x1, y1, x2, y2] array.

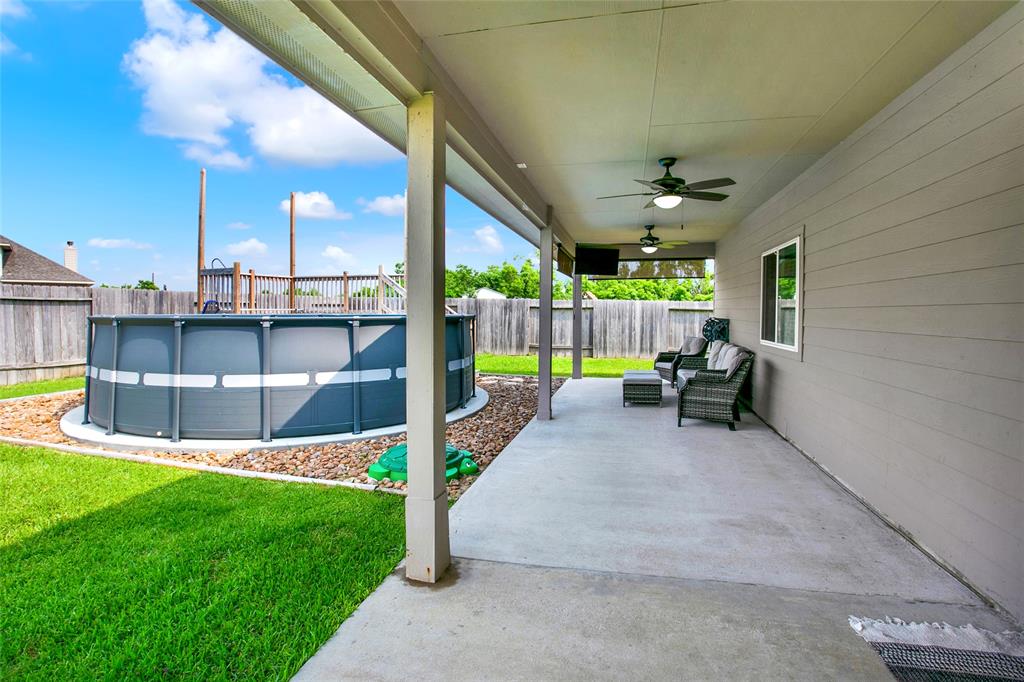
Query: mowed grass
[[0, 376, 85, 400], [0, 445, 405, 681], [476, 353, 652, 378]]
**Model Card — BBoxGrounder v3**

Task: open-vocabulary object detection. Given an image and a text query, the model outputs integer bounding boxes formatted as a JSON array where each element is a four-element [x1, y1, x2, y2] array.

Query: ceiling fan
[[597, 157, 735, 209], [611, 225, 689, 254]]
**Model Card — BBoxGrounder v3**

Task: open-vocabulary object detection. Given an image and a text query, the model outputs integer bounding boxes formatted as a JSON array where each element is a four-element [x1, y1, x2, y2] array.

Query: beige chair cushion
[[706, 340, 726, 367], [678, 336, 706, 356], [723, 350, 750, 380], [715, 344, 740, 371]]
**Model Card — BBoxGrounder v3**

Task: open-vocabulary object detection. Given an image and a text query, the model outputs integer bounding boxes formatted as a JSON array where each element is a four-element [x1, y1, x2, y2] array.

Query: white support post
[[538, 224, 554, 420], [404, 92, 450, 583], [572, 272, 583, 380]]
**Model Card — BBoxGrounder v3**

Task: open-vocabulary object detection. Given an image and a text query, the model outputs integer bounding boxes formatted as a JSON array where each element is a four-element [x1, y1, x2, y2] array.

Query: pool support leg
[[261, 319, 271, 442], [171, 319, 182, 442], [106, 320, 119, 436]]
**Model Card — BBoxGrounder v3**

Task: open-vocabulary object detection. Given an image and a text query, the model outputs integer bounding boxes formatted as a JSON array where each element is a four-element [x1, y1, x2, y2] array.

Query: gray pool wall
[[84, 314, 475, 442]]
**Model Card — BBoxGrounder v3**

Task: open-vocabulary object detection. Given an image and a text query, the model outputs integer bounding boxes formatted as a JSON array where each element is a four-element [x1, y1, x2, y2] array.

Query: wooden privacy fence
[[1, 287, 714, 384], [0, 285, 196, 384], [446, 299, 714, 358]]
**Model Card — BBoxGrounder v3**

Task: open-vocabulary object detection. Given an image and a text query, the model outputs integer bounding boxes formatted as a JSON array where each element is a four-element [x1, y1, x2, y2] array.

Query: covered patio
[[294, 379, 1012, 679], [199, 0, 1024, 651]]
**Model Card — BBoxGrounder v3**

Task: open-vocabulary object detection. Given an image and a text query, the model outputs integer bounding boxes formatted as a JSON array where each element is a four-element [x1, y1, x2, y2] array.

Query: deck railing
[[198, 264, 417, 314]]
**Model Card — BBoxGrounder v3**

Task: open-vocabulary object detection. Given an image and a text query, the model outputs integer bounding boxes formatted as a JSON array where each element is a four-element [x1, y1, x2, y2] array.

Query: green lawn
[[476, 353, 652, 378], [0, 376, 85, 400], [0, 445, 405, 680]]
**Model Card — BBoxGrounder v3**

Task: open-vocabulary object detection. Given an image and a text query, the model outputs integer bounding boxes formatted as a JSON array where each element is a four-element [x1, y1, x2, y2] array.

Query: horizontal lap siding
[[714, 7, 1024, 620]]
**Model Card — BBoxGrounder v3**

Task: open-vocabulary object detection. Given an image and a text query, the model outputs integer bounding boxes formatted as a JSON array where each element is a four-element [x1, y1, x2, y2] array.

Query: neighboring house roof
[[473, 287, 507, 299], [0, 234, 93, 286]]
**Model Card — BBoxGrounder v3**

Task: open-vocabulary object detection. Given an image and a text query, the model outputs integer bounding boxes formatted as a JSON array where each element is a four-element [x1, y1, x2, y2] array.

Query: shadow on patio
[[295, 379, 1013, 680]]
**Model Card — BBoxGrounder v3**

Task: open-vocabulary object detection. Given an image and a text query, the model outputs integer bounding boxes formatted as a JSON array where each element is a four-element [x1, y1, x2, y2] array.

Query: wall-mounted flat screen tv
[[574, 246, 619, 276]]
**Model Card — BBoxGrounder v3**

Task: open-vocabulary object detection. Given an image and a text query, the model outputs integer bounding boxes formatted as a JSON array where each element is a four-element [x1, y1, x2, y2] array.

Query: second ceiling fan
[[597, 157, 735, 209]]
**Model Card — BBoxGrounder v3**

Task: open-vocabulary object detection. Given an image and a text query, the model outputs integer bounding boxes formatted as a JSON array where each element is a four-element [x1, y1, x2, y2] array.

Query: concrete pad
[[449, 379, 977, 604], [295, 558, 1010, 682], [295, 377, 1015, 680], [58, 388, 487, 453]]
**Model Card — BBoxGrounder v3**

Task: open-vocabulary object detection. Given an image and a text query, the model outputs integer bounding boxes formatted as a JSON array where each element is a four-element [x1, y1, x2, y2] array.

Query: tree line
[[441, 259, 714, 301]]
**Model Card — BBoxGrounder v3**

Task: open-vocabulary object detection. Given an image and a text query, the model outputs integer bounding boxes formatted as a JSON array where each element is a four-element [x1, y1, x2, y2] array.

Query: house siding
[[713, 6, 1024, 620]]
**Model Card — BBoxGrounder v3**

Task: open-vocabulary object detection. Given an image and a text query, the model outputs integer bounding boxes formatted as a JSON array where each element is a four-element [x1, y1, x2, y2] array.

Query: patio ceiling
[[199, 0, 1013, 251]]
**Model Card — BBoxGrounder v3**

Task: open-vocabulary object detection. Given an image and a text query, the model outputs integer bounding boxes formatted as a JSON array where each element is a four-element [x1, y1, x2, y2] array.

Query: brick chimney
[[64, 240, 78, 272]]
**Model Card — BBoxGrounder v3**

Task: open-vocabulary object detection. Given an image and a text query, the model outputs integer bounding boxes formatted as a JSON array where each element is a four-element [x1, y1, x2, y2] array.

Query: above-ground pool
[[84, 314, 475, 442]]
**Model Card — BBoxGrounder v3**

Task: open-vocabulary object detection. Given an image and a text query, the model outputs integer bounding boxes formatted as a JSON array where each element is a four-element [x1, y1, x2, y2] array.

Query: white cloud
[[226, 221, 251, 230], [360, 192, 406, 217], [460, 225, 504, 254], [123, 0, 400, 169], [182, 143, 251, 170], [281, 191, 352, 220], [0, 0, 28, 18], [1, 0, 29, 59], [225, 237, 267, 256], [321, 245, 356, 268], [88, 238, 153, 250]]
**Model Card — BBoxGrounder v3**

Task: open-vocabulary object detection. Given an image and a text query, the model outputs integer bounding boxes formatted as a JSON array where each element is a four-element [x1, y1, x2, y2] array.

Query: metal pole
[[171, 319, 182, 442], [106, 319, 119, 436], [261, 319, 271, 442]]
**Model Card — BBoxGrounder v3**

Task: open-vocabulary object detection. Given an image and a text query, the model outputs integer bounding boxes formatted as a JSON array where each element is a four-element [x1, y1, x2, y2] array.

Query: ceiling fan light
[[640, 244, 659, 254], [653, 194, 683, 209]]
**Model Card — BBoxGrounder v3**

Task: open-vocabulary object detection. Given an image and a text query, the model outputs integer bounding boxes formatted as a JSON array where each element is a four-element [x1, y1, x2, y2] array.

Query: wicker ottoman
[[622, 370, 663, 406]]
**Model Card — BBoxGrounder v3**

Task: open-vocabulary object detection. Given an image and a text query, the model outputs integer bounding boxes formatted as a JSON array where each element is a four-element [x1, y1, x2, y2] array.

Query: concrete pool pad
[[59, 387, 487, 453], [295, 378, 1017, 680]]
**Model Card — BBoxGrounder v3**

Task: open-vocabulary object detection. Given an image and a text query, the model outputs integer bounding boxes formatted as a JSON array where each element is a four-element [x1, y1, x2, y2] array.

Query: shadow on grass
[[1, 472, 405, 681]]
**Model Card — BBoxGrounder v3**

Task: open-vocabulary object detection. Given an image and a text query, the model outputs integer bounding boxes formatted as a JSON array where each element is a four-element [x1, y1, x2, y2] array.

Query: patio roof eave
[[196, 0, 575, 255]]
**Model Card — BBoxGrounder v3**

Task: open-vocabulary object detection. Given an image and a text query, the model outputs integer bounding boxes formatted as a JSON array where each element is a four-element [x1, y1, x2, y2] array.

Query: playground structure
[[195, 169, 412, 314]]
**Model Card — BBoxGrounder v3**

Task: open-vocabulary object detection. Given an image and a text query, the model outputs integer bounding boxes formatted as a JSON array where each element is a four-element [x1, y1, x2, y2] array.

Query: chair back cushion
[[678, 336, 707, 356], [706, 340, 726, 367], [723, 350, 750, 380]]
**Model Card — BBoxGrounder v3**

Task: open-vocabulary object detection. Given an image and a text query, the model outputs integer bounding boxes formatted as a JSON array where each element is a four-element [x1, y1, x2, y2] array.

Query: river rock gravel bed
[[0, 375, 562, 500]]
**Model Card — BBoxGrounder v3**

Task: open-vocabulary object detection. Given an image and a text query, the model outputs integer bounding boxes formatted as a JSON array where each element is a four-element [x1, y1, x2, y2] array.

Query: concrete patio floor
[[295, 378, 1015, 681]]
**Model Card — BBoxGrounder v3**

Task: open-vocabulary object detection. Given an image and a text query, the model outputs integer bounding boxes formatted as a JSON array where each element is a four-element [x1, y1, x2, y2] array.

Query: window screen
[[760, 238, 800, 350]]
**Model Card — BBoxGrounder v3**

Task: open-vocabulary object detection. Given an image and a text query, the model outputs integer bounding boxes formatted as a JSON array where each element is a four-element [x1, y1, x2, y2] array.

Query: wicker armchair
[[677, 354, 753, 431], [653, 336, 708, 385]]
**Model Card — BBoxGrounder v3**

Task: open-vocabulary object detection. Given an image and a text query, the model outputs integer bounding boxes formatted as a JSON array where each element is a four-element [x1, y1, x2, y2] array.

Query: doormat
[[850, 617, 1024, 682]]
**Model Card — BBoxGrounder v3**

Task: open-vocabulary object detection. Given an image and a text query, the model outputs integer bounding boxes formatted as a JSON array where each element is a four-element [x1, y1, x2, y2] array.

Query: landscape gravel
[[0, 375, 562, 500]]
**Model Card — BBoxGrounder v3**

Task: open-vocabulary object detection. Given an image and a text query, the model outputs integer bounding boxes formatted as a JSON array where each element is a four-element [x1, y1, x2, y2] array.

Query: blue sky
[[0, 0, 533, 287]]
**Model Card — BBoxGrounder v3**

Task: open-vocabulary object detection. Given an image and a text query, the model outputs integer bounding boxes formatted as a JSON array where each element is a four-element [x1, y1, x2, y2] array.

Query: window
[[760, 237, 800, 351]]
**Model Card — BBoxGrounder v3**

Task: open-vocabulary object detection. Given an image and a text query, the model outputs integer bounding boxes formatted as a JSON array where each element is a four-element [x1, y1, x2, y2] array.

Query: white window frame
[[759, 236, 801, 352]]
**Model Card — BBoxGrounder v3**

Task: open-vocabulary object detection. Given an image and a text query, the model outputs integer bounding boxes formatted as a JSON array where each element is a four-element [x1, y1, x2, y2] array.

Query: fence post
[[343, 272, 349, 313], [248, 269, 256, 311], [232, 262, 241, 314], [377, 265, 385, 312]]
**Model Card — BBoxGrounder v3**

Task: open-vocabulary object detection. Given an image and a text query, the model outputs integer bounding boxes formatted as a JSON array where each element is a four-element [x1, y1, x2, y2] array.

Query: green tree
[[442, 259, 712, 300]]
